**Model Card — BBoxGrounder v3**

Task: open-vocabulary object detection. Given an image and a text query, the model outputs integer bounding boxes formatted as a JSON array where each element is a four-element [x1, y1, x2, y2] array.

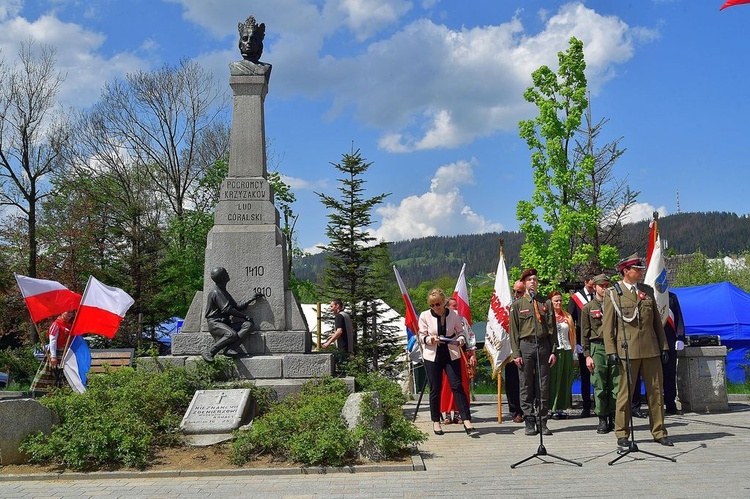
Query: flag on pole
[[70, 276, 135, 338], [14, 274, 81, 323], [451, 263, 472, 326], [485, 250, 513, 377], [63, 335, 91, 393], [393, 266, 421, 362], [644, 219, 670, 326], [721, 0, 750, 10]]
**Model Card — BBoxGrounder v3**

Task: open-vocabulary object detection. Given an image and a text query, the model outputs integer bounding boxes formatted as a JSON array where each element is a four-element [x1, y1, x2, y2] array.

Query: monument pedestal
[[677, 346, 730, 413]]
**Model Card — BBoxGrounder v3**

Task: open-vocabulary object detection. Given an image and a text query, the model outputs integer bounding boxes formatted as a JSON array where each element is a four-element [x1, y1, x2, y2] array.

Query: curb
[[0, 447, 425, 481]]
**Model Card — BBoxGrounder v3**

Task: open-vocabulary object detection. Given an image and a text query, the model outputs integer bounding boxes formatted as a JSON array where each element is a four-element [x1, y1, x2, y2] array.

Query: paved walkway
[[4, 395, 750, 498]]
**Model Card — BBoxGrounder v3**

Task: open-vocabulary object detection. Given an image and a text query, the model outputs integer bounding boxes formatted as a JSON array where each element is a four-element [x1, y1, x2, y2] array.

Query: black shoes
[[464, 423, 479, 436], [524, 417, 538, 436], [433, 423, 444, 436], [580, 408, 591, 418], [654, 437, 674, 446], [540, 420, 553, 436], [596, 417, 609, 434], [617, 437, 630, 447], [665, 406, 682, 415]]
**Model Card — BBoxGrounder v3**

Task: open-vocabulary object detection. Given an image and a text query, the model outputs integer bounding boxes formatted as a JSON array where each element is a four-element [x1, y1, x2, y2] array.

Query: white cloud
[[336, 0, 413, 41], [0, 13, 149, 108], [303, 242, 326, 255], [281, 175, 328, 191], [621, 202, 668, 225], [370, 159, 502, 242]]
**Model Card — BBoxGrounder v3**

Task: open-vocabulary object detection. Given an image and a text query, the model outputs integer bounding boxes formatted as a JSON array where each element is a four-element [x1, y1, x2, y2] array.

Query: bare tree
[[0, 40, 69, 278], [572, 97, 639, 275], [82, 59, 229, 246]]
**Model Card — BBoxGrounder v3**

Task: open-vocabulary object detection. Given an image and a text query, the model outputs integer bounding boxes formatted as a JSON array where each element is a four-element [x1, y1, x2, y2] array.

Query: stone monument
[[171, 16, 338, 394]]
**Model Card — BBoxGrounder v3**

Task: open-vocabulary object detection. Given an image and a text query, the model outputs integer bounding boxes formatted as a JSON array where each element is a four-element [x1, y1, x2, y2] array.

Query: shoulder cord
[[607, 288, 639, 324]]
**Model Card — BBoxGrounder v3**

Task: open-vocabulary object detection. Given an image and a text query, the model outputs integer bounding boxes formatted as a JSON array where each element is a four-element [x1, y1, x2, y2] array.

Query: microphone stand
[[511, 293, 582, 468], [412, 361, 428, 422], [608, 282, 675, 465]]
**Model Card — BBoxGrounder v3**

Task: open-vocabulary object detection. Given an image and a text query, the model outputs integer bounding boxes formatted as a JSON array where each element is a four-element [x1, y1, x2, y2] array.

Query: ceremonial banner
[[485, 251, 512, 377]]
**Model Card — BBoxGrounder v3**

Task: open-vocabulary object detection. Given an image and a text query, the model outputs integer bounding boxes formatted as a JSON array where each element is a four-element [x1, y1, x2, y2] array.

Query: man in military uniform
[[510, 268, 558, 436], [582, 274, 620, 434], [603, 254, 672, 447]]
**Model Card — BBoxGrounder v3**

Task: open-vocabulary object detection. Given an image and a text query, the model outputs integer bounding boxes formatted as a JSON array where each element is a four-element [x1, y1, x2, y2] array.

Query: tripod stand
[[412, 362, 428, 422], [511, 294, 581, 468], [608, 283, 676, 465]]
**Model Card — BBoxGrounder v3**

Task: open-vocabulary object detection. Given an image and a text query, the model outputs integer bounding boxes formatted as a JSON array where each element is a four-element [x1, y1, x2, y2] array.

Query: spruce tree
[[316, 149, 401, 376]]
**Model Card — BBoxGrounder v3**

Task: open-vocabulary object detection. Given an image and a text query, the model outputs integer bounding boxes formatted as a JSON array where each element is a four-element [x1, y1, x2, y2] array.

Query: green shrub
[[231, 374, 426, 467], [0, 346, 40, 387], [231, 376, 356, 466], [355, 373, 427, 459], [19, 362, 236, 470]]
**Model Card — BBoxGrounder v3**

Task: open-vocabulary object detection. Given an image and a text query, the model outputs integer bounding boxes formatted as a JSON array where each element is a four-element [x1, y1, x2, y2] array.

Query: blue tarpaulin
[[672, 282, 750, 383]]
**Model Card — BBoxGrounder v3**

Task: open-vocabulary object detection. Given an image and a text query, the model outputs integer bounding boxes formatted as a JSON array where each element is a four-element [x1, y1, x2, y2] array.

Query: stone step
[[171, 330, 311, 356], [137, 353, 334, 380]]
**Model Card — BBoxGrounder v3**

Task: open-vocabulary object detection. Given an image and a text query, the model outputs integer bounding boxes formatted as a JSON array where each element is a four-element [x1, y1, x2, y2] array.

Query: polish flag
[[485, 250, 513, 376], [393, 266, 421, 361], [721, 0, 750, 10], [70, 276, 135, 338], [644, 219, 670, 326], [451, 263, 472, 326], [14, 274, 82, 323]]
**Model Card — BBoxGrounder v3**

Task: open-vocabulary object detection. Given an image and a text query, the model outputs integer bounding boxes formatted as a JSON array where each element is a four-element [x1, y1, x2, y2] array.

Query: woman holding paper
[[418, 288, 478, 436]]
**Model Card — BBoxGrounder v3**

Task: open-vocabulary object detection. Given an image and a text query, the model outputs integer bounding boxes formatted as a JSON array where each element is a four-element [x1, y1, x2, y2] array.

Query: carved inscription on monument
[[221, 178, 273, 225], [180, 389, 253, 434]]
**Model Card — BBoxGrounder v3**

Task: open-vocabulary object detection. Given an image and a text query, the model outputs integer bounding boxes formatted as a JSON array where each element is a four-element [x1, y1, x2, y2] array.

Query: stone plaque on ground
[[180, 389, 254, 446]]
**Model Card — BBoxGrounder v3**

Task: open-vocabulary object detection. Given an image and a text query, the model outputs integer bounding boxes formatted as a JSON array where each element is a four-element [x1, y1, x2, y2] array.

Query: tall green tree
[[316, 149, 400, 375], [517, 37, 620, 289]]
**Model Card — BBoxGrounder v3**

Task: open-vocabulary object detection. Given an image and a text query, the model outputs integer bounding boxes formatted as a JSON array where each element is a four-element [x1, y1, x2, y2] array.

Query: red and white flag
[[14, 274, 82, 323], [485, 251, 512, 376], [70, 276, 135, 338], [393, 266, 420, 359], [644, 219, 669, 326], [721, 0, 750, 10], [452, 263, 472, 326]]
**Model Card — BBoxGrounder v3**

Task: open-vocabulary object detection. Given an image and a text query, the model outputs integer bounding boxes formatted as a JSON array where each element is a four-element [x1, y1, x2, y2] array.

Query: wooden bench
[[89, 348, 136, 374]]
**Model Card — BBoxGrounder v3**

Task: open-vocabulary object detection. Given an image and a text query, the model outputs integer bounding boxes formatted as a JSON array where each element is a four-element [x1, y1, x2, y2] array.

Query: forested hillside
[[293, 212, 750, 287]]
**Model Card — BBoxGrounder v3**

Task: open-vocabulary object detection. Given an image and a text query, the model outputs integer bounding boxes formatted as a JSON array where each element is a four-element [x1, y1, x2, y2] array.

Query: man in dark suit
[[603, 253, 672, 447], [568, 275, 595, 417]]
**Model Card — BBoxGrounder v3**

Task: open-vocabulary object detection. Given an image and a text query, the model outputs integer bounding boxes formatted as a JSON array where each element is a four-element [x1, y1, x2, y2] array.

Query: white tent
[[300, 299, 407, 349]]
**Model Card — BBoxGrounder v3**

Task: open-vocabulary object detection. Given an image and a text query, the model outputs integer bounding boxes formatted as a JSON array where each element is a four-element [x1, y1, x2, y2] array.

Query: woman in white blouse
[[548, 290, 576, 419], [418, 288, 478, 436]]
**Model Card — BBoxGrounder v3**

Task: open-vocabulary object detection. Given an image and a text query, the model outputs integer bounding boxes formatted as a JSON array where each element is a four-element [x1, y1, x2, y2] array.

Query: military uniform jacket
[[603, 283, 668, 360], [510, 295, 558, 359], [580, 299, 604, 358]]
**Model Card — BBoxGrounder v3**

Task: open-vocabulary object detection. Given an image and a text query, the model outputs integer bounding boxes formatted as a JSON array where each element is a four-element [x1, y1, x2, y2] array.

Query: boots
[[608, 414, 615, 432], [597, 416, 608, 434], [540, 419, 552, 436], [524, 415, 538, 436]]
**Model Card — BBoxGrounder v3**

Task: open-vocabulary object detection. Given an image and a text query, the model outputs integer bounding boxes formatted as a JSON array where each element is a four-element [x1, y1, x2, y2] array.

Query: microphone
[[613, 281, 623, 296]]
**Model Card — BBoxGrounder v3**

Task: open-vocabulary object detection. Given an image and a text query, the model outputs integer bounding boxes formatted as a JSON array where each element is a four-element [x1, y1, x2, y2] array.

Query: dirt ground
[[0, 443, 408, 475]]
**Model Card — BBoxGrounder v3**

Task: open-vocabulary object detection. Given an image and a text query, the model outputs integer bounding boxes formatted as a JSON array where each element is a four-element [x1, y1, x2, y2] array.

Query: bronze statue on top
[[202, 267, 263, 363], [238, 16, 265, 63]]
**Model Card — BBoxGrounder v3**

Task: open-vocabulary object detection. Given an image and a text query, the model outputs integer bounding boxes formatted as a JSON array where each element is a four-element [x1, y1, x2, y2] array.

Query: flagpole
[[496, 239, 505, 424], [62, 276, 92, 368]]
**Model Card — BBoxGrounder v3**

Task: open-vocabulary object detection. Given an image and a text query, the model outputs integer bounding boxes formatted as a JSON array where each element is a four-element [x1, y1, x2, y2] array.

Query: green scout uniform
[[510, 295, 558, 421], [582, 298, 620, 418], [603, 283, 669, 440]]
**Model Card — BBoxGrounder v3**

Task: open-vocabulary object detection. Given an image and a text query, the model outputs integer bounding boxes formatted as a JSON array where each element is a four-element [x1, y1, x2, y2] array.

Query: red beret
[[520, 268, 538, 282]]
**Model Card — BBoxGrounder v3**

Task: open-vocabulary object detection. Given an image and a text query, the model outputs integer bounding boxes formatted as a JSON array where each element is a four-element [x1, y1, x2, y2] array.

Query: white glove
[[575, 344, 584, 355], [675, 340, 685, 351]]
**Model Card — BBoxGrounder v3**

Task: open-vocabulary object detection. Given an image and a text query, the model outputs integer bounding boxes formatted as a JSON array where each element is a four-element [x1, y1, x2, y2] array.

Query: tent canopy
[[672, 282, 750, 383]]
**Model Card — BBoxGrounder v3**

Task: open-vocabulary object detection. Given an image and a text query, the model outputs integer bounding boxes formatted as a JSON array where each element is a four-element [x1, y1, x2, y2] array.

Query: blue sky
[[2, 0, 748, 253]]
